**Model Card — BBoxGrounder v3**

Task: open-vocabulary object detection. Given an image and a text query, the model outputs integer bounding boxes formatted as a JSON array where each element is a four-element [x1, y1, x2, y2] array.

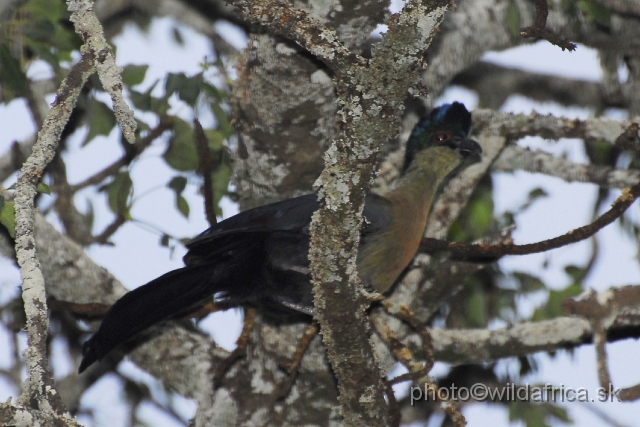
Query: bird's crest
[[403, 102, 472, 172]]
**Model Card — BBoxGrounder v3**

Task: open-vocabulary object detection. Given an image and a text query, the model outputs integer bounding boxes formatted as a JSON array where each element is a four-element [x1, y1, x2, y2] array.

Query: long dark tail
[[79, 264, 221, 373]]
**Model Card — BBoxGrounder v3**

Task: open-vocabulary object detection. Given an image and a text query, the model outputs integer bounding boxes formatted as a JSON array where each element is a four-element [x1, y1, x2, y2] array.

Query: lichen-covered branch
[[472, 110, 638, 149], [307, 1, 454, 424], [8, 50, 95, 427], [230, 0, 357, 72], [431, 306, 640, 365], [67, 0, 137, 143], [492, 145, 640, 188]]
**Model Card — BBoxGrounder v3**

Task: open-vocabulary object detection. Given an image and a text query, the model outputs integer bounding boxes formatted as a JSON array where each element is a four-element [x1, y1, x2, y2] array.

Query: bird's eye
[[434, 132, 450, 143]]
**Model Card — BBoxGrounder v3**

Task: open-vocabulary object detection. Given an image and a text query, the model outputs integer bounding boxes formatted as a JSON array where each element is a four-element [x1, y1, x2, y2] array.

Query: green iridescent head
[[403, 102, 481, 173]]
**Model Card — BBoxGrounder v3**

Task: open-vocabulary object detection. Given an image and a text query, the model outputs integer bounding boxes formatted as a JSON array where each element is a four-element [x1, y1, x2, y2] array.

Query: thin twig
[[520, 0, 577, 51], [67, 0, 137, 142], [421, 181, 640, 257], [193, 118, 217, 226], [92, 214, 127, 244], [70, 118, 173, 191]]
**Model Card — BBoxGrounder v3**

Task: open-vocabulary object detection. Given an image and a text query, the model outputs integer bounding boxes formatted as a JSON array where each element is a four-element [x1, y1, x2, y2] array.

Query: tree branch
[[520, 0, 577, 52], [421, 180, 640, 258], [305, 0, 456, 424], [492, 145, 640, 189], [67, 0, 137, 143], [230, 0, 359, 72], [430, 314, 640, 365], [10, 49, 95, 426], [472, 110, 639, 150], [69, 118, 173, 192]]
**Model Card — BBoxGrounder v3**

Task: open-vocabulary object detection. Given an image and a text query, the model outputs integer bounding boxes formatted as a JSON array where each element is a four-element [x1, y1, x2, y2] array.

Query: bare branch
[[452, 61, 621, 110], [69, 118, 173, 191], [421, 180, 640, 257], [520, 0, 577, 51], [193, 118, 217, 227]]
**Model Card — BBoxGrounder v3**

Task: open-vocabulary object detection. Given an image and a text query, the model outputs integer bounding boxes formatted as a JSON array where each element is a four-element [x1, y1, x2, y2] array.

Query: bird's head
[[402, 102, 482, 174]]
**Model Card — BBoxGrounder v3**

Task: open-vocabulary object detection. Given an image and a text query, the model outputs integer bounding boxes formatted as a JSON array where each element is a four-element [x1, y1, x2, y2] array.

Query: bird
[[78, 102, 482, 373]]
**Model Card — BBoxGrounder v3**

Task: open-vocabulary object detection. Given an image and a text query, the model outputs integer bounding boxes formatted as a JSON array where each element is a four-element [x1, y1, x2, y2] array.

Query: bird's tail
[[78, 264, 222, 373]]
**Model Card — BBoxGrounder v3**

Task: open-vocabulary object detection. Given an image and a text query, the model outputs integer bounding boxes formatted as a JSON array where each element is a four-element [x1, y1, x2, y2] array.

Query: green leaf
[[503, 2, 521, 39], [176, 195, 190, 218], [83, 100, 117, 146], [18, 0, 78, 74], [210, 156, 232, 216], [0, 45, 28, 101], [83, 200, 95, 232], [513, 272, 547, 293], [533, 284, 583, 320], [202, 83, 223, 101], [528, 188, 548, 200], [36, 182, 51, 194], [211, 102, 233, 138], [165, 72, 202, 106], [23, 19, 56, 42], [172, 27, 184, 45], [0, 200, 16, 238], [106, 172, 133, 215], [163, 118, 199, 171], [465, 287, 487, 327], [578, 0, 611, 26], [565, 265, 587, 282], [168, 176, 188, 193], [164, 72, 187, 97], [129, 81, 169, 115], [168, 176, 190, 218], [160, 234, 170, 247], [204, 129, 226, 149], [130, 89, 152, 111], [121, 64, 148, 87]]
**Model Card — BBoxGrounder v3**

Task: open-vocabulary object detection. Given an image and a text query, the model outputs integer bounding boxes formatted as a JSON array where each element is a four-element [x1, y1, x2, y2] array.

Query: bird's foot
[[213, 308, 257, 387], [277, 323, 319, 400]]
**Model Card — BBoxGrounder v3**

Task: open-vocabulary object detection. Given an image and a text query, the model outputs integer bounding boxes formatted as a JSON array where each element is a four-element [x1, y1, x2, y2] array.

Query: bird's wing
[[362, 193, 394, 236], [184, 194, 319, 265], [187, 193, 392, 247], [79, 192, 395, 372], [190, 194, 320, 240]]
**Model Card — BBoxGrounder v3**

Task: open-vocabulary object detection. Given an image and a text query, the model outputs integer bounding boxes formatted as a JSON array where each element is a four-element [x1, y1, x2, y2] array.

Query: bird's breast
[[357, 193, 431, 293]]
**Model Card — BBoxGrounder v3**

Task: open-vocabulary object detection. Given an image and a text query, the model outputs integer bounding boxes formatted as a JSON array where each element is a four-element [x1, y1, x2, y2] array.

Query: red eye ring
[[434, 132, 450, 143]]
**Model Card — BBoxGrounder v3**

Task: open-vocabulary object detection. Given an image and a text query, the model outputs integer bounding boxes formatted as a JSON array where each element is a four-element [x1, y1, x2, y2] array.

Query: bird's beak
[[454, 138, 482, 157]]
